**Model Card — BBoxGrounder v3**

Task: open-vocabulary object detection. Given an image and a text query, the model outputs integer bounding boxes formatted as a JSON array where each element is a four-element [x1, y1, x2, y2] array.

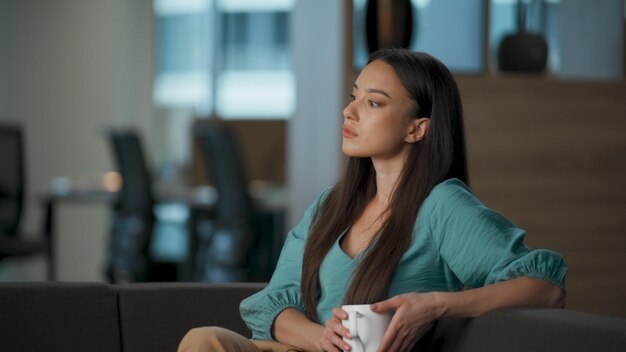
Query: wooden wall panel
[[457, 76, 626, 317], [191, 119, 286, 186]]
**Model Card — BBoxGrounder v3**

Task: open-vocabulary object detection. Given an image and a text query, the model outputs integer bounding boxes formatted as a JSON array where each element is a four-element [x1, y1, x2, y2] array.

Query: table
[[41, 181, 286, 281]]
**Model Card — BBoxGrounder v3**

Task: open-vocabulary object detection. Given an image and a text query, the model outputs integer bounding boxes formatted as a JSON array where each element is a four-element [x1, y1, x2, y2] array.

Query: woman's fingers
[[320, 328, 350, 351], [332, 307, 348, 320], [376, 317, 401, 351], [327, 310, 352, 338], [374, 295, 408, 350], [371, 295, 401, 313], [376, 308, 424, 350], [379, 324, 414, 352], [322, 317, 352, 351], [329, 330, 351, 351], [325, 317, 351, 339], [377, 321, 429, 351], [319, 337, 342, 352], [397, 333, 418, 352]]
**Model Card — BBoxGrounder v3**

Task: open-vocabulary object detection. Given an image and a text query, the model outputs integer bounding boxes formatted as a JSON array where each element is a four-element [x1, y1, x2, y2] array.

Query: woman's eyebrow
[[353, 83, 392, 99]]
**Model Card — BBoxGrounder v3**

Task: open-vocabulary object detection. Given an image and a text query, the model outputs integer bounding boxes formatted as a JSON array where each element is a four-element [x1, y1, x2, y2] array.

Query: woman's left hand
[[370, 292, 442, 352]]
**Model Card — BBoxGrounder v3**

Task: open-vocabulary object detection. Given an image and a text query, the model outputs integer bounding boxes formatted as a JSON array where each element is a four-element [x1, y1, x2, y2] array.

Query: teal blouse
[[240, 179, 567, 341]]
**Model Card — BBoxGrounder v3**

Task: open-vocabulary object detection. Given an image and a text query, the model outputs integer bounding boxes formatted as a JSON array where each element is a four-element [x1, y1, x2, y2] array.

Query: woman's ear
[[405, 117, 430, 143]]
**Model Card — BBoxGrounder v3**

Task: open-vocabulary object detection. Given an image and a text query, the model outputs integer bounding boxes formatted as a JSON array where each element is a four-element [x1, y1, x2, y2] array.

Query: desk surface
[[41, 181, 286, 212]]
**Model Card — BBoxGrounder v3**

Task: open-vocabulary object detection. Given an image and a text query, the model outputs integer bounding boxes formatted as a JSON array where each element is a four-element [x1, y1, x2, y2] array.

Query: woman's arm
[[241, 188, 334, 341], [434, 277, 564, 318], [273, 308, 324, 352], [372, 277, 564, 351]]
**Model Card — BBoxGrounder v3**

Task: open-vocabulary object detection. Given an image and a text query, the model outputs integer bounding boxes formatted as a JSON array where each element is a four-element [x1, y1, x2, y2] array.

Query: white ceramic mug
[[341, 304, 393, 352]]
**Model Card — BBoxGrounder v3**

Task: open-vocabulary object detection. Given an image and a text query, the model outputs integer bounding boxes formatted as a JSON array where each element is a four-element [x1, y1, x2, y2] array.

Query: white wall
[[0, 0, 154, 281]]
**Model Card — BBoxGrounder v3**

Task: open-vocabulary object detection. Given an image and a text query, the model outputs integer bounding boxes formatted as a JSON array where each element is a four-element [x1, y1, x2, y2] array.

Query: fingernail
[[371, 304, 377, 310]]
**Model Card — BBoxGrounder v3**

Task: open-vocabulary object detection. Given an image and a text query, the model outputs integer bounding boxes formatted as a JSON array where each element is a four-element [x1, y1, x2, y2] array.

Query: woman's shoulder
[[310, 185, 334, 209], [421, 178, 480, 216], [428, 178, 472, 201]]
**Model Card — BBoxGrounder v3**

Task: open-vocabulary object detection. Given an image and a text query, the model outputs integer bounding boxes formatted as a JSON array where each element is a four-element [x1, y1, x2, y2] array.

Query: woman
[[179, 48, 566, 352]]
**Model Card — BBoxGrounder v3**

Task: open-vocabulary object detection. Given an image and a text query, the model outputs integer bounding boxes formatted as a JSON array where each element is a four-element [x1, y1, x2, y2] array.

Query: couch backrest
[[3, 282, 626, 352], [0, 282, 121, 351], [115, 282, 266, 351]]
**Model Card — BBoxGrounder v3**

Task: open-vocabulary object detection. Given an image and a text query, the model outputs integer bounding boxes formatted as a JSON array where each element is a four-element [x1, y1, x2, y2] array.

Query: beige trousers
[[177, 326, 307, 352]]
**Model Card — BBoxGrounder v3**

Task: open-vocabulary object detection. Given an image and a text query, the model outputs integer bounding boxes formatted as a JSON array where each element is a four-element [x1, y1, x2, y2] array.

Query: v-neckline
[[337, 228, 371, 260]]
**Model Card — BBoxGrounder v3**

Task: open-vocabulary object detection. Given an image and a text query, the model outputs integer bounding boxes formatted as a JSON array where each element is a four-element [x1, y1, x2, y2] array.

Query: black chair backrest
[[195, 123, 253, 224], [0, 124, 24, 236], [108, 130, 154, 216]]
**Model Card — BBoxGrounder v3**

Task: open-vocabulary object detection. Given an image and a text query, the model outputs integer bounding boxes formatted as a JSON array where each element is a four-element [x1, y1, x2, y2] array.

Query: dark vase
[[497, 0, 548, 73], [498, 33, 548, 72], [365, 0, 414, 54]]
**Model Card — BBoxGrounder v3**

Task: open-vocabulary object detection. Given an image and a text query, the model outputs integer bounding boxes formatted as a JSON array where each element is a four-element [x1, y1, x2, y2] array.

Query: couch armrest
[[419, 307, 626, 352], [115, 282, 265, 352]]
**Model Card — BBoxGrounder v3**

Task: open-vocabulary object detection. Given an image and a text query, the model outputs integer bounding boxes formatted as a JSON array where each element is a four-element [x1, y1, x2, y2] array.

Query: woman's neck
[[372, 156, 405, 206]]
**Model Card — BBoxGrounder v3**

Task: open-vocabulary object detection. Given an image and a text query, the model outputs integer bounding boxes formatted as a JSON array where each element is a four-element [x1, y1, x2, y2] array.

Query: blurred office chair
[[106, 129, 178, 282], [191, 121, 265, 282], [0, 124, 54, 280]]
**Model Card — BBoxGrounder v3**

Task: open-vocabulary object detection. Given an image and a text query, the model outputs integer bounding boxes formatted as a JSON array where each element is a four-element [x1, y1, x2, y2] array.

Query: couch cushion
[[419, 307, 626, 352], [115, 282, 265, 351], [0, 282, 121, 351]]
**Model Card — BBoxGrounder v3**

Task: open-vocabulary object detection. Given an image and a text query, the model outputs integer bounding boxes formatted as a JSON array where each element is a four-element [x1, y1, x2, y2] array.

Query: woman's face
[[342, 59, 421, 160]]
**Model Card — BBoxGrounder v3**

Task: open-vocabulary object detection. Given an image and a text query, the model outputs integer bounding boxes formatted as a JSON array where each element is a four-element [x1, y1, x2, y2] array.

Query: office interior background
[[0, 0, 625, 318]]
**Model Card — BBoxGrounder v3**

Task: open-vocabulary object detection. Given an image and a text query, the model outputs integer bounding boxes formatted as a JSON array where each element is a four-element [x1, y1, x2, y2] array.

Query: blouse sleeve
[[239, 188, 330, 340], [425, 179, 567, 291]]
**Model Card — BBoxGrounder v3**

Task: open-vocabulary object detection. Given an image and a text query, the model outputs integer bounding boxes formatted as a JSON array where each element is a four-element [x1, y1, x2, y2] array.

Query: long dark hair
[[300, 49, 469, 321]]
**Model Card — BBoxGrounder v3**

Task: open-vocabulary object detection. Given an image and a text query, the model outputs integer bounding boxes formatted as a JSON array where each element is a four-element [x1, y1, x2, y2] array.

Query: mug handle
[[347, 311, 365, 352]]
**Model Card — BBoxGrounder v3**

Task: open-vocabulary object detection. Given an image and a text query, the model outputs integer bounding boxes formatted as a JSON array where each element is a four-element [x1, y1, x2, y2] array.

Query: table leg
[[43, 197, 56, 281]]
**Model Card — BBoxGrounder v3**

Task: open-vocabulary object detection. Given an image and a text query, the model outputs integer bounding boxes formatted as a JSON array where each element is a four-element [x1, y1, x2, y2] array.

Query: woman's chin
[[342, 148, 365, 158], [341, 144, 356, 156]]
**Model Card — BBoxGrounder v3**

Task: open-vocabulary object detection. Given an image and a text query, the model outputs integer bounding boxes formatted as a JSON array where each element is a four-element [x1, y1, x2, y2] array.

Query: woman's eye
[[349, 94, 356, 101], [368, 100, 380, 107]]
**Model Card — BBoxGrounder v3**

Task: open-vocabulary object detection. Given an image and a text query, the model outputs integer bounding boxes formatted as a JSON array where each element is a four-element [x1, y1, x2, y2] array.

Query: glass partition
[[154, 0, 295, 119]]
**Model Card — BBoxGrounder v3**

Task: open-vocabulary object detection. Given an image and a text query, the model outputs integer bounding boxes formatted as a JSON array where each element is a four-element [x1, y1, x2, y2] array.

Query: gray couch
[[1, 282, 625, 351]]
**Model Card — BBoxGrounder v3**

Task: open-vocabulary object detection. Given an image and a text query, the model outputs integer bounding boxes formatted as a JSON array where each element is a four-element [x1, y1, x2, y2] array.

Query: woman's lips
[[342, 125, 357, 138]]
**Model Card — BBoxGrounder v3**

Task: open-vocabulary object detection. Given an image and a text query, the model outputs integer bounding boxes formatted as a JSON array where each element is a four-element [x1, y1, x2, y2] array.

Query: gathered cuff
[[490, 249, 568, 292], [240, 287, 305, 340]]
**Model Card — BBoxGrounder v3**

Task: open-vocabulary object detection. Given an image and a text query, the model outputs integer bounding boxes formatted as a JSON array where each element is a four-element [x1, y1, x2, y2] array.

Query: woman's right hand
[[319, 307, 353, 352]]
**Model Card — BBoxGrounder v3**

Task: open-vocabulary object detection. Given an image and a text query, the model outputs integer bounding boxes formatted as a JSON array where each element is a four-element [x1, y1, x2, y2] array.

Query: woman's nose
[[343, 102, 357, 122]]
